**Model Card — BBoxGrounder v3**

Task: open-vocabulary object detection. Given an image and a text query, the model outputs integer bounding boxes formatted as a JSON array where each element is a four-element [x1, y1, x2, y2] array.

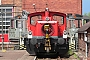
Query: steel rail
[[34, 56, 62, 60]]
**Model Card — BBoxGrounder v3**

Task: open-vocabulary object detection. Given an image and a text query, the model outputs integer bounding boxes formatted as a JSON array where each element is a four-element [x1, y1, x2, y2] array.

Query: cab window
[[53, 15, 64, 24], [30, 15, 41, 25]]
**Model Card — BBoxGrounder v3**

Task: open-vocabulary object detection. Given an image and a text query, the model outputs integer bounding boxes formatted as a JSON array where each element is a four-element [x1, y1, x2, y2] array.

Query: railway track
[[17, 50, 79, 60], [0, 50, 79, 60], [34, 56, 62, 60]]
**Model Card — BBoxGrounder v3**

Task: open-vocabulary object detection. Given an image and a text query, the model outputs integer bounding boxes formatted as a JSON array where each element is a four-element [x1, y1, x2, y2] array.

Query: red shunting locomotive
[[25, 8, 69, 57]]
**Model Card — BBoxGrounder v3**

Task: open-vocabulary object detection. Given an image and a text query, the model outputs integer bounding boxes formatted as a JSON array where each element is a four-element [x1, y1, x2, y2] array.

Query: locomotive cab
[[25, 8, 69, 57]]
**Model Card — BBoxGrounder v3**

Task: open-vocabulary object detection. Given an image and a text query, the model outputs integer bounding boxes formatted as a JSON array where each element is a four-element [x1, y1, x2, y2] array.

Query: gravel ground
[[0, 50, 81, 60], [0, 50, 28, 60]]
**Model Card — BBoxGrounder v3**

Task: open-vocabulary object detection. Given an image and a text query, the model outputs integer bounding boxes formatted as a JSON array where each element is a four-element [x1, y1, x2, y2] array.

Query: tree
[[83, 12, 90, 24], [88, 12, 90, 17], [84, 12, 90, 17]]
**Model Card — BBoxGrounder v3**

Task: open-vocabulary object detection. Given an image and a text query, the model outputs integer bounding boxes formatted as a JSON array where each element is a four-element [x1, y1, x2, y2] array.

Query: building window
[[0, 7, 13, 34]]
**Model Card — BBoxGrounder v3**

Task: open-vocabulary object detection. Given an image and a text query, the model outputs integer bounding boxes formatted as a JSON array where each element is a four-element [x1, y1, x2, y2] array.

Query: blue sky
[[82, 0, 90, 14]]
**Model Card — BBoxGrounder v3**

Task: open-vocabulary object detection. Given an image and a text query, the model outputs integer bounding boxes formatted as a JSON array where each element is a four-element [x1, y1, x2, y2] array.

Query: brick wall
[[78, 33, 90, 60], [1, 0, 22, 16], [22, 0, 82, 28], [87, 28, 90, 59], [2, 0, 82, 14], [1, 0, 82, 28], [67, 20, 82, 28], [1, 0, 82, 18], [22, 0, 82, 14], [88, 44, 90, 60], [1, 0, 13, 4], [78, 33, 86, 56]]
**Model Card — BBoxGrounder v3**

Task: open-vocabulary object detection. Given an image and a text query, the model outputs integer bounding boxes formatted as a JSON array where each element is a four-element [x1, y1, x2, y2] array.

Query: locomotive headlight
[[29, 31, 32, 35], [63, 30, 67, 35], [63, 30, 67, 38], [28, 31, 32, 38], [46, 17, 49, 21]]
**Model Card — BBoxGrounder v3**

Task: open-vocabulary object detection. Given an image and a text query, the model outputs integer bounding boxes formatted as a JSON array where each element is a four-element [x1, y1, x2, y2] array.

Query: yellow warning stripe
[[19, 44, 26, 50], [69, 44, 75, 50]]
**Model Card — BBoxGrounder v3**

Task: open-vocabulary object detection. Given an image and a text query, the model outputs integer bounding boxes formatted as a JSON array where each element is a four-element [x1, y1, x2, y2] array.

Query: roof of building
[[82, 16, 90, 20], [0, 4, 14, 7], [67, 14, 90, 20], [78, 21, 90, 33]]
